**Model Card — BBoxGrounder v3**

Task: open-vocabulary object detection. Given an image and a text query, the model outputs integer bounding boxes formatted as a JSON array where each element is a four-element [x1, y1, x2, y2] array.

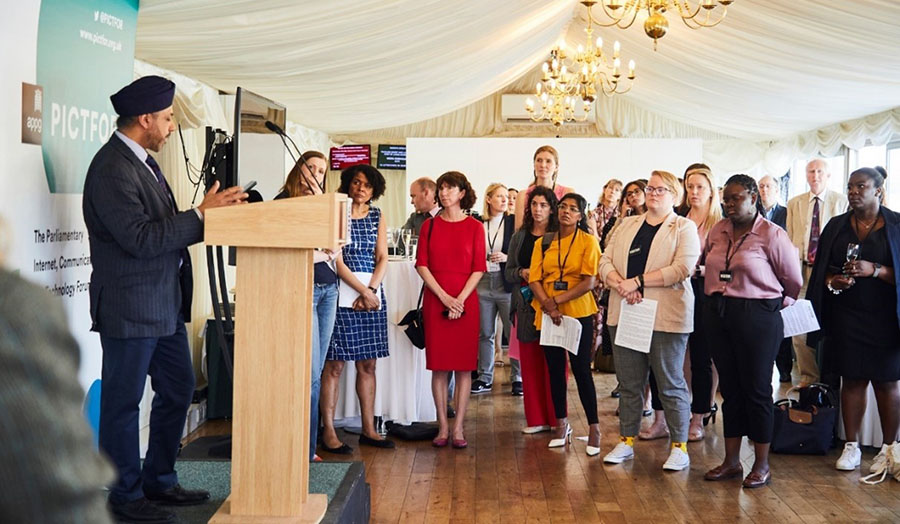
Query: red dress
[[416, 215, 487, 371]]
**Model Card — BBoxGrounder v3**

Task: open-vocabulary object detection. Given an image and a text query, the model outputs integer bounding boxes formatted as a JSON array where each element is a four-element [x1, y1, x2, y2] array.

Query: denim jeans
[[477, 271, 519, 383], [310, 282, 338, 459]]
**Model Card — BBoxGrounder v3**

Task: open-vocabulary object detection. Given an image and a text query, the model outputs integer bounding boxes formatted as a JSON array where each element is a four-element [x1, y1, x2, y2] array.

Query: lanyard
[[556, 229, 579, 281], [724, 231, 751, 271], [487, 217, 503, 252]]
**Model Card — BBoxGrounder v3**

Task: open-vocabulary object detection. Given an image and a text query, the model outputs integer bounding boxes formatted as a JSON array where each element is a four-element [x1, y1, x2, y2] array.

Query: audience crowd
[[297, 146, 899, 488]]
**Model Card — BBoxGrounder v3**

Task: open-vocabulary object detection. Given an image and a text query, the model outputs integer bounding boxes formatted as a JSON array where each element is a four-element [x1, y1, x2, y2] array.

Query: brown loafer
[[704, 463, 743, 481], [742, 470, 771, 489]]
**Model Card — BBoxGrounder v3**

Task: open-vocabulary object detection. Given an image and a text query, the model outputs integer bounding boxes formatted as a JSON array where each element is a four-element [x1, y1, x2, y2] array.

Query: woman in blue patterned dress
[[320, 164, 395, 452]]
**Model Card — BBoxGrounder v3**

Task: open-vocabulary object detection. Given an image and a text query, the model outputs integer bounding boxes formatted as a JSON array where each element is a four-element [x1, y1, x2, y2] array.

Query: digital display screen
[[376, 144, 407, 170], [330, 145, 371, 170]]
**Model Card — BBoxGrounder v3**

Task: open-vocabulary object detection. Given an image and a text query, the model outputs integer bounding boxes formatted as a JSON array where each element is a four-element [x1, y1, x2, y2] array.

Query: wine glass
[[844, 243, 860, 276], [402, 229, 413, 259], [387, 228, 400, 256]]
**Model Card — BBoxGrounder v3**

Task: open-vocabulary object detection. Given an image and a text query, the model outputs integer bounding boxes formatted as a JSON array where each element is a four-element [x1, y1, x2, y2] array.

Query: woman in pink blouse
[[701, 174, 802, 489]]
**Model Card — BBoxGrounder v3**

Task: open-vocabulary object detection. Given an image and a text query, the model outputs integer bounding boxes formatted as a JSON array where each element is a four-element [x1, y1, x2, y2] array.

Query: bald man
[[759, 175, 787, 230], [402, 177, 439, 235], [786, 159, 847, 385]]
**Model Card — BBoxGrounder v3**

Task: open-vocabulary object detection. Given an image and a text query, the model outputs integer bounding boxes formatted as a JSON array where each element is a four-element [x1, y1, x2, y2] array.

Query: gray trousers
[[477, 271, 519, 383], [609, 326, 690, 443]]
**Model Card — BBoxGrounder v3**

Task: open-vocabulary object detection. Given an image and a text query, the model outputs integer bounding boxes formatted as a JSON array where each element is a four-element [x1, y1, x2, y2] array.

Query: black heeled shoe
[[703, 403, 718, 426]]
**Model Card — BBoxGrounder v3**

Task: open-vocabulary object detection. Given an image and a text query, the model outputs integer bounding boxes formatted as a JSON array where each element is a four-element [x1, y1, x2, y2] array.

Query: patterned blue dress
[[327, 206, 389, 361]]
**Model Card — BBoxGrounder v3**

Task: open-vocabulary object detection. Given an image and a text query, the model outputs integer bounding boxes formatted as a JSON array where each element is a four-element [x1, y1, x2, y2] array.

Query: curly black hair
[[435, 171, 477, 210], [724, 174, 764, 215], [521, 185, 559, 233], [338, 164, 386, 202]]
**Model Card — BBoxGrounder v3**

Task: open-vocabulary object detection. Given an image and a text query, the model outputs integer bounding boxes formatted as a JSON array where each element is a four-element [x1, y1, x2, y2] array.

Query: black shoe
[[471, 380, 492, 394], [145, 484, 210, 507], [359, 434, 396, 448], [447, 405, 456, 418], [320, 442, 353, 455], [511, 381, 523, 396], [610, 385, 621, 398], [109, 498, 175, 523]]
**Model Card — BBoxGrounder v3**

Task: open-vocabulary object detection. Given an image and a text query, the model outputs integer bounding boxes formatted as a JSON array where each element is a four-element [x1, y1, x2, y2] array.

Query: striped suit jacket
[[83, 133, 203, 338], [0, 269, 115, 522]]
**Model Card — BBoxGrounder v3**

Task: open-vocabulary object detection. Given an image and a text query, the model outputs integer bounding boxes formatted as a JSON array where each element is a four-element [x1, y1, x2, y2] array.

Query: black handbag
[[771, 384, 837, 455], [398, 287, 425, 349], [397, 216, 435, 350]]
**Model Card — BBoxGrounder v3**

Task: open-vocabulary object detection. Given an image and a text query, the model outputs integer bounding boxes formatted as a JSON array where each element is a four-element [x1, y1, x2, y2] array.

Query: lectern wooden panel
[[205, 194, 348, 523]]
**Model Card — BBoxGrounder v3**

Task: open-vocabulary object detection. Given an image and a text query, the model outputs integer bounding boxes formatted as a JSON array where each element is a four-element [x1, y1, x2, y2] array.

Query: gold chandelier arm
[[595, 0, 640, 29], [676, 1, 729, 29]]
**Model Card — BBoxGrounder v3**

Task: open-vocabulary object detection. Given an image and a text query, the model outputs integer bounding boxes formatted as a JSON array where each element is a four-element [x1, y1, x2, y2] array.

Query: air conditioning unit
[[500, 94, 595, 123]]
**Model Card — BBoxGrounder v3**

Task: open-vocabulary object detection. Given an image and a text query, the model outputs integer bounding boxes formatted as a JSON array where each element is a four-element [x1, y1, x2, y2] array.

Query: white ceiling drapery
[[136, 0, 900, 142]]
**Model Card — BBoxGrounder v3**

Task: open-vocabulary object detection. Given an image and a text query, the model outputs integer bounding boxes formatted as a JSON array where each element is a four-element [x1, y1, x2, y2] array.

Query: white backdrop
[[406, 138, 703, 213]]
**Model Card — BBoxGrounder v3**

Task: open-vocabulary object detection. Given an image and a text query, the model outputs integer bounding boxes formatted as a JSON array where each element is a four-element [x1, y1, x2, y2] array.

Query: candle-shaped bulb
[[596, 37, 603, 49], [613, 40, 620, 57]]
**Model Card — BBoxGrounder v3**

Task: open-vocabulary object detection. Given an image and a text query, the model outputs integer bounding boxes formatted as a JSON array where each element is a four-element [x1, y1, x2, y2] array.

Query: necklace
[[854, 214, 877, 230]]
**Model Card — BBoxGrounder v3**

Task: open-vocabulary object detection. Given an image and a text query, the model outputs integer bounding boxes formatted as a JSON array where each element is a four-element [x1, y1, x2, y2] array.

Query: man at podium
[[82, 76, 247, 523]]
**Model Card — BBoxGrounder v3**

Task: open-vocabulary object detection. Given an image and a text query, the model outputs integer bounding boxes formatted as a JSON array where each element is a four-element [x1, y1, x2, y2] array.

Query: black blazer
[[807, 207, 900, 353], [482, 214, 515, 292], [83, 133, 203, 338], [768, 204, 787, 230]]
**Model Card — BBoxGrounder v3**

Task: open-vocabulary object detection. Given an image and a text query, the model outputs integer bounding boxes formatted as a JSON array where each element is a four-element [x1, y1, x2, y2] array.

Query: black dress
[[826, 221, 900, 381]]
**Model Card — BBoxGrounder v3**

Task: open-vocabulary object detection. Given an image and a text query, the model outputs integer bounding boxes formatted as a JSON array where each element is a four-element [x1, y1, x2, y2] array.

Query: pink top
[[703, 213, 802, 304], [525, 183, 569, 201]]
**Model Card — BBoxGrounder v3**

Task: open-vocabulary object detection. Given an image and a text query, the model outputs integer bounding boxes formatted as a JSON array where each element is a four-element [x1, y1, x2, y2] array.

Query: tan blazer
[[599, 212, 700, 333], [786, 190, 847, 263]]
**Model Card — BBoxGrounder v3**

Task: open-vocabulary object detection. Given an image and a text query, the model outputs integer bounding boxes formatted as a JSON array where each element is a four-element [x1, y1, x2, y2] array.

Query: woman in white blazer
[[598, 170, 700, 472]]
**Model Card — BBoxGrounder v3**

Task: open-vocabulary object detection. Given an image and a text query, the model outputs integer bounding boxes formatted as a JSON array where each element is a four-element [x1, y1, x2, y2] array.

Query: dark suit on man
[[0, 269, 116, 523], [766, 203, 787, 230], [83, 132, 203, 504]]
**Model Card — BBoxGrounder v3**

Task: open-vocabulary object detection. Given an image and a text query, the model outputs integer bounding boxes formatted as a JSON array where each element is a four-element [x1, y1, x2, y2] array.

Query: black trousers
[[703, 295, 783, 443], [543, 316, 599, 424], [648, 279, 713, 413]]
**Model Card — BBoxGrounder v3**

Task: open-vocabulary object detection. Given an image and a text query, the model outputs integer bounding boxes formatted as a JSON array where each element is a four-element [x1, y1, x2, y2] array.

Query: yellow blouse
[[528, 229, 600, 330]]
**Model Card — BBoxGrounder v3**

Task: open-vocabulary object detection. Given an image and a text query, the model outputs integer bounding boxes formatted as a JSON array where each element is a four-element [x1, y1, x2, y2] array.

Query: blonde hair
[[650, 170, 683, 203], [482, 182, 508, 217], [683, 166, 723, 232]]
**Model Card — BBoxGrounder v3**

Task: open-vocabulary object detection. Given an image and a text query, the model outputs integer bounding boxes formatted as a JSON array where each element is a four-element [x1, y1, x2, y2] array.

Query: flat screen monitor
[[376, 144, 406, 170], [233, 87, 287, 200], [330, 145, 371, 171]]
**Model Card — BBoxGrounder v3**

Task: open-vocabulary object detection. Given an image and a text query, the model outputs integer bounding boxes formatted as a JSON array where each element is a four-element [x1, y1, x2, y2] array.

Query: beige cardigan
[[598, 212, 700, 333]]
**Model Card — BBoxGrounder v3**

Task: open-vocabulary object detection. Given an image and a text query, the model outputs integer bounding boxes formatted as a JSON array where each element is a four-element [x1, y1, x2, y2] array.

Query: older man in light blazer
[[786, 159, 847, 385]]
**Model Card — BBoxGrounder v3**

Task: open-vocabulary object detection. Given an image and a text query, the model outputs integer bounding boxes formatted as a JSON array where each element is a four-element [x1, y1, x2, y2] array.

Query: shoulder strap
[[540, 232, 556, 255]]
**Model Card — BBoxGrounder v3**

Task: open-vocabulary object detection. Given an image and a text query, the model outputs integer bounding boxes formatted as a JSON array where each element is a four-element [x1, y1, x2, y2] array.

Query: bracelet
[[873, 263, 882, 278], [826, 279, 842, 295], [637, 274, 645, 289]]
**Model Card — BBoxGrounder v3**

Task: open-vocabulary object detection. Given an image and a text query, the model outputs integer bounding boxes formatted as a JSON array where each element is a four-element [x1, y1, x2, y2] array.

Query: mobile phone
[[242, 180, 257, 192]]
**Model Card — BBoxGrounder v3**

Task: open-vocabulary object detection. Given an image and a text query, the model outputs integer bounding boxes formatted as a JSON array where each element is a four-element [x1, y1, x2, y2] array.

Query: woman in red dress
[[416, 171, 486, 449]]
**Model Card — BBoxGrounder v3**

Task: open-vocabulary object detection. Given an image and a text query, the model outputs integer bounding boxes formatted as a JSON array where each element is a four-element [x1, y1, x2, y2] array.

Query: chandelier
[[525, 1, 635, 127], [595, 0, 735, 50]]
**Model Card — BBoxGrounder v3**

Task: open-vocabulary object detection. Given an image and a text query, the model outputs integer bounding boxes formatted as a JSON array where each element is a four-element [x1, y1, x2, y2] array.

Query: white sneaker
[[836, 442, 862, 471], [663, 446, 690, 471], [603, 441, 634, 464], [869, 444, 889, 473], [521, 425, 551, 434]]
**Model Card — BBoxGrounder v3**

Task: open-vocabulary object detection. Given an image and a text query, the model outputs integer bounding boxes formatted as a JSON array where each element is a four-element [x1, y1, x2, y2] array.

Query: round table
[[333, 259, 436, 426]]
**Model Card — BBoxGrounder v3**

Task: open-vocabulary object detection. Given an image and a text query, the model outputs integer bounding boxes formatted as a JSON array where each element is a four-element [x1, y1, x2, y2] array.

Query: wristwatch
[[367, 286, 377, 293], [873, 263, 882, 278]]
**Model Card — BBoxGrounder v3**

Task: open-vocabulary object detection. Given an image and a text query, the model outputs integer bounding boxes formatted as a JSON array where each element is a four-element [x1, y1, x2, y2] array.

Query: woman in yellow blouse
[[528, 193, 602, 455]]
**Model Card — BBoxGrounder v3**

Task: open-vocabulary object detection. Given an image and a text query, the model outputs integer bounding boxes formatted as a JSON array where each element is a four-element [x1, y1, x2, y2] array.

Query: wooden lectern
[[204, 193, 349, 523]]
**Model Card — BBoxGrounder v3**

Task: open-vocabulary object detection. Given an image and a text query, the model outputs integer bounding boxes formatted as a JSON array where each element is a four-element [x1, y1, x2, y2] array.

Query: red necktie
[[807, 197, 820, 263]]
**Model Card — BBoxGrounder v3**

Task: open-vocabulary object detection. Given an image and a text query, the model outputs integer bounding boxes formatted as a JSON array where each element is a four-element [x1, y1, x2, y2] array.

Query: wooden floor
[[184, 369, 900, 523]]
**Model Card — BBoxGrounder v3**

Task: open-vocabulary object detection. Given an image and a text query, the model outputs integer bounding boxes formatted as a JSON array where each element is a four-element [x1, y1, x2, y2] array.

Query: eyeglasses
[[625, 189, 643, 197], [644, 186, 671, 196]]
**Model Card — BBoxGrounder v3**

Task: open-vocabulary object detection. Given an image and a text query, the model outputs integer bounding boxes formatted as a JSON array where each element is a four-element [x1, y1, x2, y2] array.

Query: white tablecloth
[[334, 260, 435, 426]]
